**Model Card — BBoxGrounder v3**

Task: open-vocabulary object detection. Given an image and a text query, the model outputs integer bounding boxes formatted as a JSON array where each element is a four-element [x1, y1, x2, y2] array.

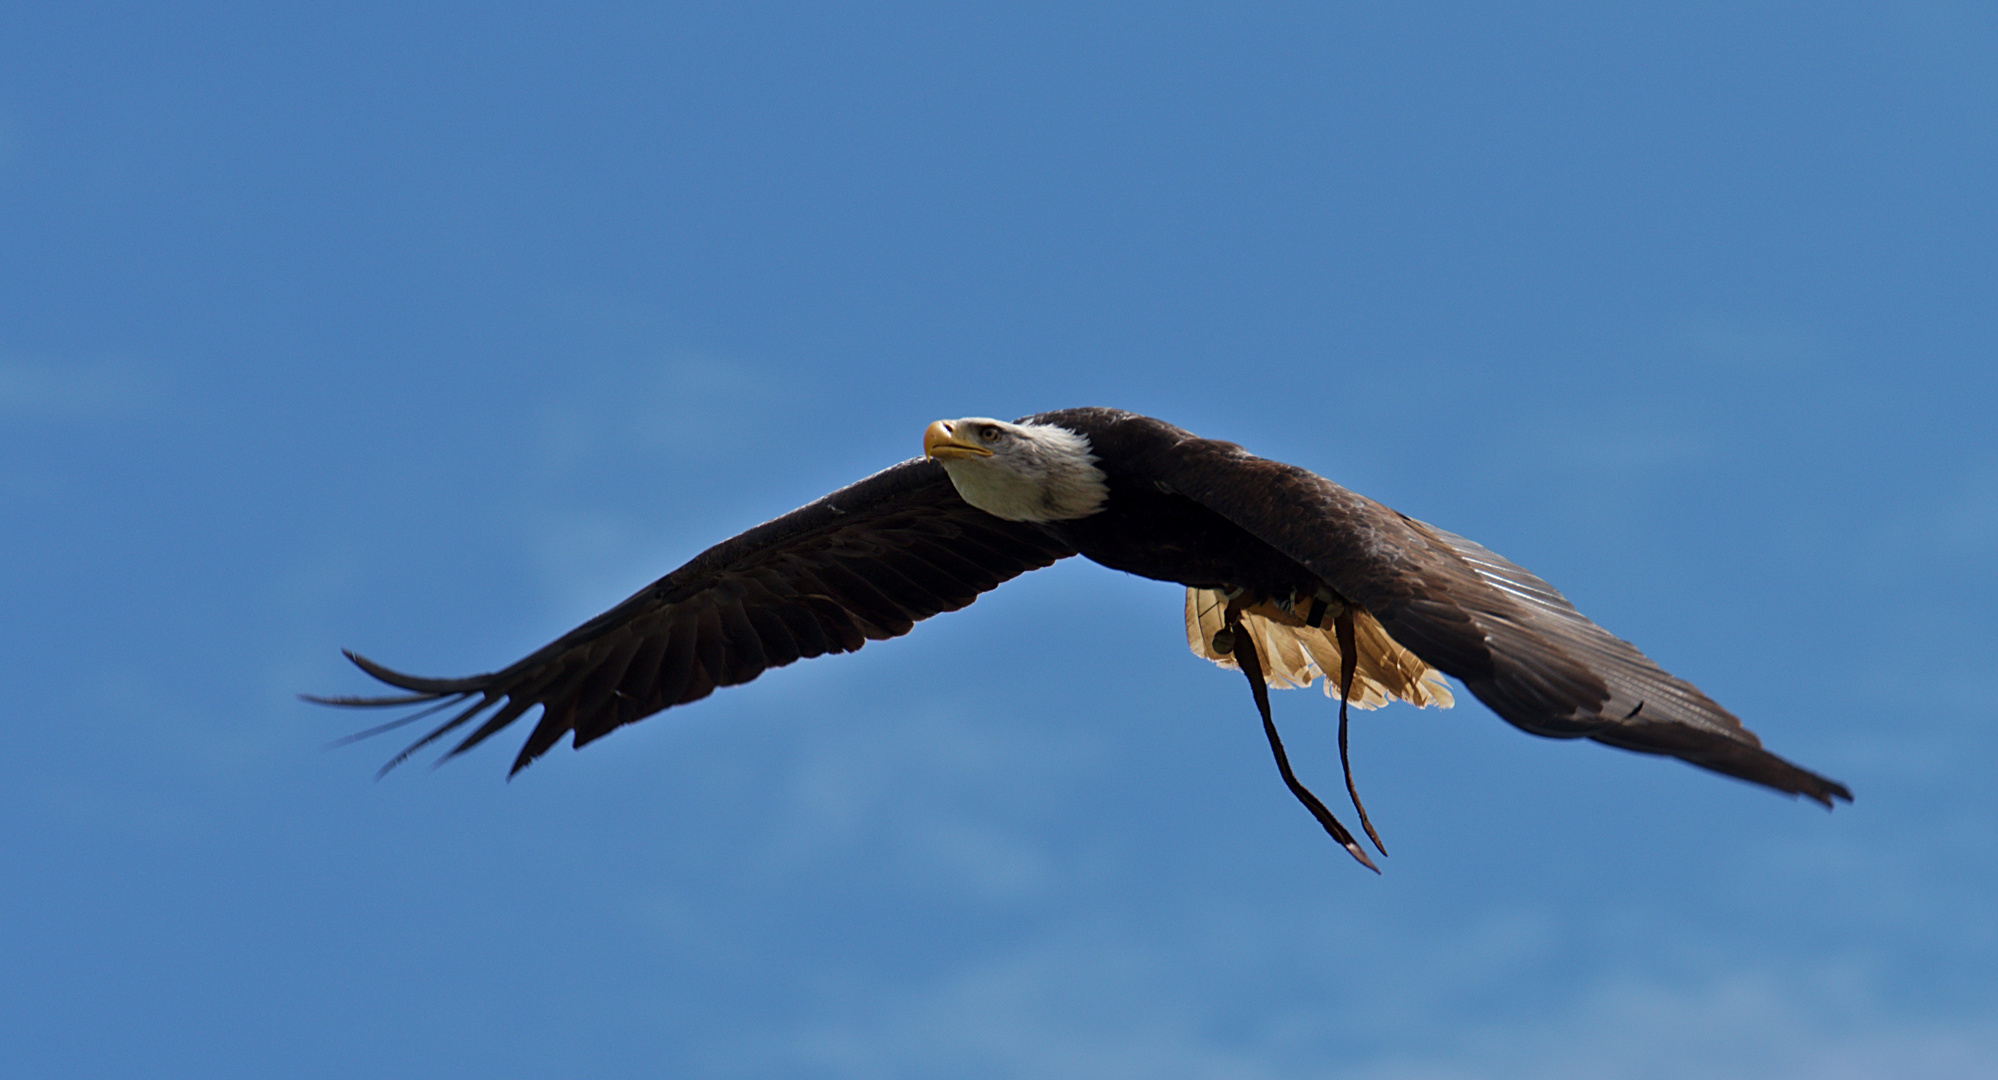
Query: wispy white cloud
[[1841, 454, 1998, 712], [1522, 417, 1717, 480], [0, 357, 156, 420], [745, 943, 1998, 1080], [749, 701, 1103, 904], [1929, 460, 1998, 554], [521, 351, 822, 483], [1352, 973, 1998, 1080], [0, 109, 16, 175], [1680, 316, 1822, 373], [764, 929, 1304, 1080]]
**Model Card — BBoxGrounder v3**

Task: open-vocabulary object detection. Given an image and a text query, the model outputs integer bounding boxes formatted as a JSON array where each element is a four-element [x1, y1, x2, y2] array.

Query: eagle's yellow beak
[[924, 419, 992, 460]]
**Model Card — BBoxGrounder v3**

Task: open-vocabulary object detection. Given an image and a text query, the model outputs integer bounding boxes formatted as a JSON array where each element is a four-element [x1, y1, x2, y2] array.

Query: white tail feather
[[1184, 587, 1455, 709]]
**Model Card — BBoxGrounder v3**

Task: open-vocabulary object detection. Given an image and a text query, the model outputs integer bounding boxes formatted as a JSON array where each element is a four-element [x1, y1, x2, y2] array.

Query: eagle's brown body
[[319, 407, 1850, 849]]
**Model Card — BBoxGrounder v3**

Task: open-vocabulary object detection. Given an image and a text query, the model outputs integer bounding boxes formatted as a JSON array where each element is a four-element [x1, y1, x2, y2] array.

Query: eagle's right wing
[[310, 458, 1074, 776]]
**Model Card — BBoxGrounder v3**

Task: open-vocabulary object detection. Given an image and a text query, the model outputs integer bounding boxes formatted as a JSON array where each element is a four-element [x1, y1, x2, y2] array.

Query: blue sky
[[3, 3, 1994, 1077]]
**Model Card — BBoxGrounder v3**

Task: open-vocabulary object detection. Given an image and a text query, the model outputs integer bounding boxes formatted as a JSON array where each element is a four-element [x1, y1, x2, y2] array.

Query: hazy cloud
[[755, 951, 1997, 1080], [1681, 317, 1822, 373], [0, 358, 156, 420], [1353, 973, 1998, 1080], [1930, 460, 1998, 554]]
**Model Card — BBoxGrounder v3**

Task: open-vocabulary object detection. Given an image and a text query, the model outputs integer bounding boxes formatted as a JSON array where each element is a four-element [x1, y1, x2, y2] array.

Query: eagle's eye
[[980, 425, 1002, 442]]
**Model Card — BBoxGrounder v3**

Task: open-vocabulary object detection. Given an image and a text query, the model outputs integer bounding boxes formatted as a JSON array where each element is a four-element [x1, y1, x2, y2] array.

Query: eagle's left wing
[[1149, 434, 1852, 807]]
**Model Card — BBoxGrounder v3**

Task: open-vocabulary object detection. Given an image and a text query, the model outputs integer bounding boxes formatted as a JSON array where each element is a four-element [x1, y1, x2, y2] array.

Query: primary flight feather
[[313, 408, 1849, 869]]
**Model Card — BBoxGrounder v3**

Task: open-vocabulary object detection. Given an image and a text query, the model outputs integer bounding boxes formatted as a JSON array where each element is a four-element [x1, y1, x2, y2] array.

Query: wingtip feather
[[344, 651, 492, 694]]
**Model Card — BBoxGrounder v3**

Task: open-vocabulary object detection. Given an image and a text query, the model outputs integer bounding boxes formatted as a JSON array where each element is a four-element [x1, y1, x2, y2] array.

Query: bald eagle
[[315, 408, 1850, 870]]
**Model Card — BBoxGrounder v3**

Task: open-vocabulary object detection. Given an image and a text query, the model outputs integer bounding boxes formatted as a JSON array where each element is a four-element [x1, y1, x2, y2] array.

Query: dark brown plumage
[[320, 459, 1073, 776], [1076, 412, 1849, 806], [314, 407, 1848, 865]]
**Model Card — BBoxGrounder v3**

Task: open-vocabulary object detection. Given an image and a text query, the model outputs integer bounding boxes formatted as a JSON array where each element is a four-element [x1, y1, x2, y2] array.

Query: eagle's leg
[[1334, 610, 1389, 858], [1221, 603, 1379, 873]]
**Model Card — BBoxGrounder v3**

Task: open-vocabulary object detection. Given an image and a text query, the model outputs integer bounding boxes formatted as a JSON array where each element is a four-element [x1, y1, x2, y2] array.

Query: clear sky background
[[3, 4, 1994, 1078]]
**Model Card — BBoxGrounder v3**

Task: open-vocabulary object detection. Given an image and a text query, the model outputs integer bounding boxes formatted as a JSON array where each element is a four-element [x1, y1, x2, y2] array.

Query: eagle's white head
[[924, 416, 1109, 522]]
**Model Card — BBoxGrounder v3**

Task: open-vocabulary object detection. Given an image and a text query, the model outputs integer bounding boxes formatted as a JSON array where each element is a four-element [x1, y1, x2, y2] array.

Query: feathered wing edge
[[307, 458, 1077, 776], [303, 654, 525, 777], [1400, 521, 1853, 806], [1136, 425, 1850, 808]]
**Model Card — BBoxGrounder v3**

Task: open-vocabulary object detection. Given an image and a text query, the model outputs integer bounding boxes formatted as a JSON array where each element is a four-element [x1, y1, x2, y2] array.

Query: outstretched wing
[[1148, 433, 1852, 807], [311, 458, 1075, 776]]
